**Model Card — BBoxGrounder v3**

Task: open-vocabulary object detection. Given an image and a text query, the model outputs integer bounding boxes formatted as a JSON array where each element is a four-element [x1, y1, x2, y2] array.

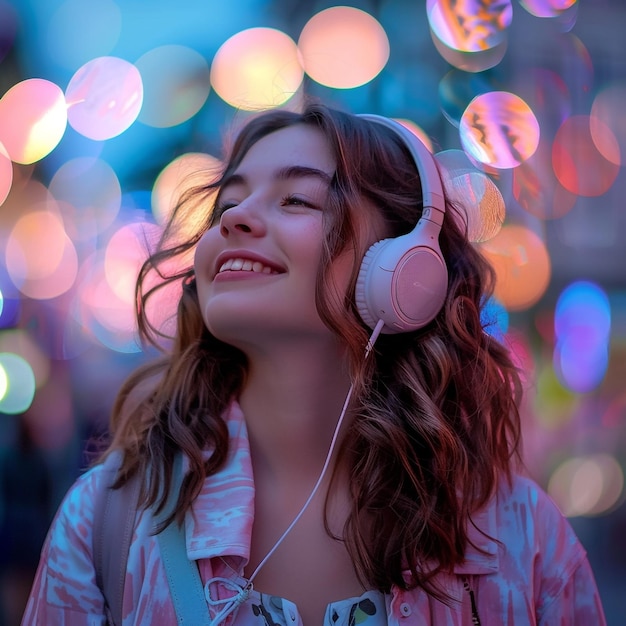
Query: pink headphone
[[355, 114, 448, 334]]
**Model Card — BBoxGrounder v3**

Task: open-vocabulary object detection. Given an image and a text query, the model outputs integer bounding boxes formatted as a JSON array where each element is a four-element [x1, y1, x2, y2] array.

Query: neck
[[239, 338, 353, 485]]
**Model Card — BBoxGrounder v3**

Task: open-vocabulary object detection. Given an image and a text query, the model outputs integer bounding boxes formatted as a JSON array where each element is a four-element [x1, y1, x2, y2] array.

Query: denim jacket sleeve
[[21, 467, 108, 625], [476, 475, 607, 625]]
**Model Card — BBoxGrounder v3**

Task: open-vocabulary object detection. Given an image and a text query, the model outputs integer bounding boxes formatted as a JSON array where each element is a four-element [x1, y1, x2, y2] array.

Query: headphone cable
[[247, 318, 385, 584]]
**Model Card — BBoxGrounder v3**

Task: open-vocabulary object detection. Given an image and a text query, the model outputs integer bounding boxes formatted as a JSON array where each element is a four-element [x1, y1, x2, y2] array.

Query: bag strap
[[154, 452, 212, 625], [93, 451, 141, 626], [93, 451, 211, 625]]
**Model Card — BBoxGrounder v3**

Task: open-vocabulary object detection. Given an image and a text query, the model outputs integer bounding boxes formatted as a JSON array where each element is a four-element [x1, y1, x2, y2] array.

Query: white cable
[[247, 318, 385, 584]]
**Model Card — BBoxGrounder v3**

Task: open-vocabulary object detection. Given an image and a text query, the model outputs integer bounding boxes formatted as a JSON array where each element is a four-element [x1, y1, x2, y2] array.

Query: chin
[[203, 310, 333, 349], [202, 292, 323, 339]]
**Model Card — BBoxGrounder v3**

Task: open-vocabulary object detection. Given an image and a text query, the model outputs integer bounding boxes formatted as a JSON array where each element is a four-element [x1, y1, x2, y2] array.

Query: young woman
[[23, 103, 605, 625]]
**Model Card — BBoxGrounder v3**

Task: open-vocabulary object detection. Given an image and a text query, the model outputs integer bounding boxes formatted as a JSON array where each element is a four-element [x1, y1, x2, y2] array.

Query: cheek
[[193, 230, 217, 279], [193, 230, 222, 313]]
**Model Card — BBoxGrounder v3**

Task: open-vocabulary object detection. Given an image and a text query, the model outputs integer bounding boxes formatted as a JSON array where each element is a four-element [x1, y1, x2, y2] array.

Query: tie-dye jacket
[[22, 402, 606, 625]]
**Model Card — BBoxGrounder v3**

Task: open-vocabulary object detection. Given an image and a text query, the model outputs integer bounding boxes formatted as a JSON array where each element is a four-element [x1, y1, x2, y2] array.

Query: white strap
[[154, 453, 212, 625]]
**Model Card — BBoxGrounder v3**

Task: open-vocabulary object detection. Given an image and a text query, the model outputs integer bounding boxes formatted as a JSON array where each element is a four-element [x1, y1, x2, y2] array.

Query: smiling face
[[193, 123, 386, 354], [194, 124, 335, 352]]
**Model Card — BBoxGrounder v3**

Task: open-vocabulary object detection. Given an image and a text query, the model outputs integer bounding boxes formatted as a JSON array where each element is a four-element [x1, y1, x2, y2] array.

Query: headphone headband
[[357, 114, 446, 227]]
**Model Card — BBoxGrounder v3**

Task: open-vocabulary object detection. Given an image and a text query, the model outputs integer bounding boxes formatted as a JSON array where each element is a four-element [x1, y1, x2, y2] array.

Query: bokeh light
[[555, 281, 611, 340], [435, 149, 505, 241], [0, 352, 36, 414], [6, 212, 67, 280], [519, 0, 577, 19], [74, 250, 140, 353], [210, 28, 303, 110], [0, 78, 67, 164], [460, 91, 540, 168], [479, 224, 551, 311], [591, 83, 626, 166], [427, 0, 509, 72], [554, 336, 608, 395], [0, 142, 12, 206], [48, 156, 122, 240], [548, 453, 623, 517], [552, 115, 620, 197], [0, 360, 6, 401], [298, 7, 389, 89], [104, 221, 160, 305], [426, 0, 512, 52], [5, 210, 78, 300], [0, 179, 57, 243], [0, 328, 51, 389], [65, 56, 143, 140], [554, 281, 610, 393], [136, 45, 211, 128], [585, 116, 621, 167], [101, 219, 181, 345]]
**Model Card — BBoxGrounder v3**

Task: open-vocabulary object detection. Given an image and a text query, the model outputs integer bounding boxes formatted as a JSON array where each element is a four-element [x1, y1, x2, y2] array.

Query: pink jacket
[[22, 402, 606, 625]]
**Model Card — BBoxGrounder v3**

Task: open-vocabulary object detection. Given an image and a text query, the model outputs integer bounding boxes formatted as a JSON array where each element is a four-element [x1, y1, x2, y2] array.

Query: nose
[[219, 200, 266, 238]]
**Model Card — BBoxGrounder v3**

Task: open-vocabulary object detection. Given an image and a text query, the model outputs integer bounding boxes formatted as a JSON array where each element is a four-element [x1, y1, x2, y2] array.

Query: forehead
[[234, 124, 336, 178]]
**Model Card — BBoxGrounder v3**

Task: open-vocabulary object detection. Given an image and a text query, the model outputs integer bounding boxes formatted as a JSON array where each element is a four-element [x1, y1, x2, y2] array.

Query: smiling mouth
[[218, 257, 281, 275]]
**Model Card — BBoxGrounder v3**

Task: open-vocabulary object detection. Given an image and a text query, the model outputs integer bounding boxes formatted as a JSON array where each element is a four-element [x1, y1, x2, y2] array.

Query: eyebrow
[[221, 165, 333, 190]]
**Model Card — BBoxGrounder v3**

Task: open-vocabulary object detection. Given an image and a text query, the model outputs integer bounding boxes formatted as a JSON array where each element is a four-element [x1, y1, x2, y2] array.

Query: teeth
[[219, 257, 278, 274]]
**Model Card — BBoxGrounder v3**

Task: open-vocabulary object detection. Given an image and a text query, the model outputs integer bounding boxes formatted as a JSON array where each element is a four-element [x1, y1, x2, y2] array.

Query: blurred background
[[0, 0, 625, 623]]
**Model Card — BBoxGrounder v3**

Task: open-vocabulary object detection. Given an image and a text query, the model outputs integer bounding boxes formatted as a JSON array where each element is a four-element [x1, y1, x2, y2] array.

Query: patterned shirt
[[22, 402, 606, 625]]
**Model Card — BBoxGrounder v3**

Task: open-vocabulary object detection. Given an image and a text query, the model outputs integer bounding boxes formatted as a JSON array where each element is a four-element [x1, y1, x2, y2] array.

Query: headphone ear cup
[[354, 113, 449, 334], [355, 240, 387, 331], [355, 231, 448, 334]]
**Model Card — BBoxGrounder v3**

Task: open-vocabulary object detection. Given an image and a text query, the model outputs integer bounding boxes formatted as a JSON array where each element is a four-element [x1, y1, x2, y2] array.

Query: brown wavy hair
[[103, 102, 522, 595]]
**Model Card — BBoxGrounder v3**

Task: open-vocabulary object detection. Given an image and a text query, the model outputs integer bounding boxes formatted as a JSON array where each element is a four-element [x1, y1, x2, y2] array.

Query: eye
[[280, 194, 318, 209], [211, 201, 238, 222], [216, 201, 238, 212]]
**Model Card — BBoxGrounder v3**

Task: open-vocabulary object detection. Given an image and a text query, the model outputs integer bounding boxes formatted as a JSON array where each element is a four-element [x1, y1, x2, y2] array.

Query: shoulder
[[496, 473, 564, 520], [463, 474, 607, 624], [492, 474, 597, 614], [21, 462, 114, 622], [494, 474, 586, 564], [47, 460, 113, 557], [498, 475, 581, 541]]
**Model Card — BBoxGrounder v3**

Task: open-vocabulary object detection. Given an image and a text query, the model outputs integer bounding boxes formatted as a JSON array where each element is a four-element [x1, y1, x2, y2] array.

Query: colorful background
[[0, 0, 625, 623]]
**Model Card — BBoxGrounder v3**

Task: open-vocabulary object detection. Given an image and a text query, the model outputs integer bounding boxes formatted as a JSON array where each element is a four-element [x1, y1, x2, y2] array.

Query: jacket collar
[[184, 401, 255, 563], [184, 401, 500, 576]]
